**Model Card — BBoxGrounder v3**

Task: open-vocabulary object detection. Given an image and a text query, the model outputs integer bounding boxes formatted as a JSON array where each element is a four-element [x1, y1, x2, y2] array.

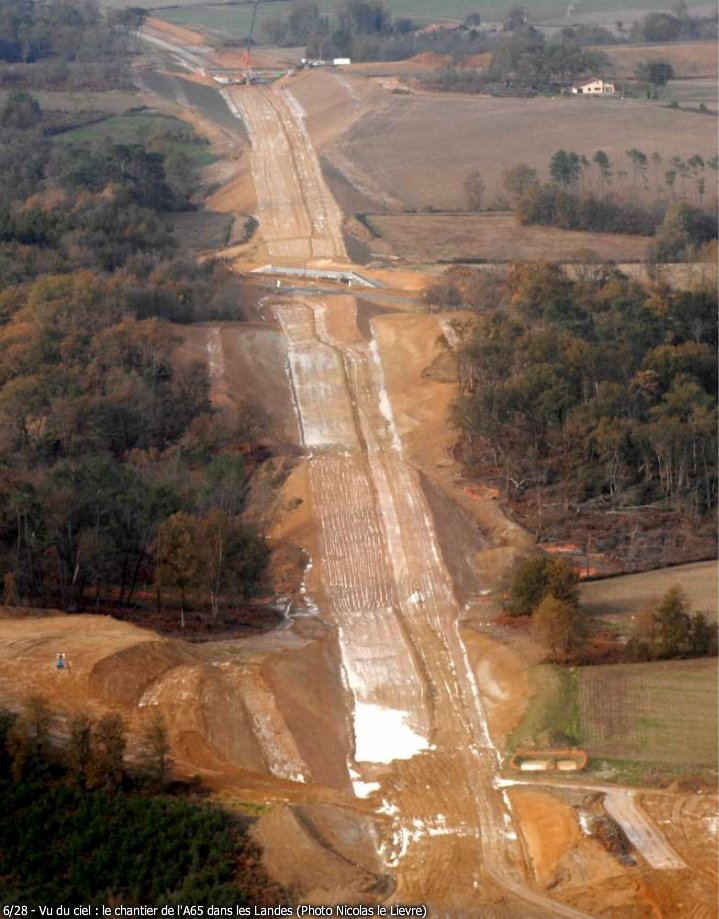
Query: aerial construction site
[[0, 2, 717, 917]]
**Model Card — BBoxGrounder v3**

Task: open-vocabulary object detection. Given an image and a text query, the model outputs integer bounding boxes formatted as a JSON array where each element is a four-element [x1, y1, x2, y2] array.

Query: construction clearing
[[0, 14, 716, 919]]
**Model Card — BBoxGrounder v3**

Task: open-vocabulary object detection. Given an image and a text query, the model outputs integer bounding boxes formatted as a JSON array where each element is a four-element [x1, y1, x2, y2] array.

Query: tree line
[[0, 0, 143, 92], [1, 90, 213, 226], [508, 556, 717, 663], [261, 0, 493, 62], [447, 261, 717, 518], [0, 697, 284, 906], [461, 150, 718, 260], [626, 5, 717, 43], [260, 2, 716, 70], [0, 92, 271, 620]]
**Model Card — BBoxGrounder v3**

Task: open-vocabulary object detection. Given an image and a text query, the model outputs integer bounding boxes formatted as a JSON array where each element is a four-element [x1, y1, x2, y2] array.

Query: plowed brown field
[[599, 40, 719, 79], [368, 213, 653, 262], [341, 94, 718, 209]]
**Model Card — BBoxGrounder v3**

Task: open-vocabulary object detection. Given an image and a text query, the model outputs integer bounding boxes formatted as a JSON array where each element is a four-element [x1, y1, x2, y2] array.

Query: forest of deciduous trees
[[0, 0, 143, 91], [262, 0, 491, 61], [0, 86, 269, 618], [628, 7, 717, 43], [450, 261, 717, 519], [498, 151, 718, 257]]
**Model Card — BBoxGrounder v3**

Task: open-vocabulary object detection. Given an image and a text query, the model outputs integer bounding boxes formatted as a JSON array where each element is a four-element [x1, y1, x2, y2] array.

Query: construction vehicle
[[241, 0, 259, 84]]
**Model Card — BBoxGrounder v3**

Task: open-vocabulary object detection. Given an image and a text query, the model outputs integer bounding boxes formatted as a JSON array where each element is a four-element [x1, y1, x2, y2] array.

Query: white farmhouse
[[571, 77, 616, 95]]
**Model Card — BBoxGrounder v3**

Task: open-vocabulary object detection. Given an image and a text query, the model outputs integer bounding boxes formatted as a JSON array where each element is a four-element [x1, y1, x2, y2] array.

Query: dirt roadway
[[171, 49, 595, 913], [207, 65, 717, 915], [223, 86, 348, 264], [271, 294, 598, 917], [604, 791, 687, 871], [139, 26, 347, 265]]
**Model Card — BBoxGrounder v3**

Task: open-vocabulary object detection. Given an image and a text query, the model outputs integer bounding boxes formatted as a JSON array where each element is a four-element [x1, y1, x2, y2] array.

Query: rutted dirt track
[[223, 80, 595, 916], [271, 294, 593, 916], [224, 87, 347, 263]]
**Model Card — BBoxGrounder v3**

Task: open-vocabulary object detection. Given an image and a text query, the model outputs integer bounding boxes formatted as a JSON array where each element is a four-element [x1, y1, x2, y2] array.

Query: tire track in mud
[[274, 300, 432, 757]]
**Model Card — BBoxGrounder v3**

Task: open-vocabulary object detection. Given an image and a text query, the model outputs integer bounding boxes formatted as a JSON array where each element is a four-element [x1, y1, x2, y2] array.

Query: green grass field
[[151, 0, 685, 38], [579, 659, 718, 770], [155, 3, 294, 40], [56, 112, 217, 166], [509, 658, 718, 780], [508, 665, 582, 750]]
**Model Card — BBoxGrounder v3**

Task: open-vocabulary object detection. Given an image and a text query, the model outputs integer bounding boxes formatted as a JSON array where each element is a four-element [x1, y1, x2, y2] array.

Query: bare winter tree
[[463, 170, 485, 211]]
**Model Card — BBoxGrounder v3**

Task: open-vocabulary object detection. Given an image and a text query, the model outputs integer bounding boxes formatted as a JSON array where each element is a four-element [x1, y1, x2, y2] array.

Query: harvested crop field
[[599, 40, 719, 78], [367, 213, 653, 262], [665, 78, 718, 108], [152, 4, 295, 41], [579, 659, 718, 769], [341, 95, 718, 209], [580, 560, 718, 622]]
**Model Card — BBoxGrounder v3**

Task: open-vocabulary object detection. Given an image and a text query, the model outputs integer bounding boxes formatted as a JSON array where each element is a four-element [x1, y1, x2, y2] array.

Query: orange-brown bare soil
[[509, 788, 582, 888], [0, 606, 389, 902], [144, 16, 210, 47], [373, 310, 535, 594], [640, 791, 719, 912]]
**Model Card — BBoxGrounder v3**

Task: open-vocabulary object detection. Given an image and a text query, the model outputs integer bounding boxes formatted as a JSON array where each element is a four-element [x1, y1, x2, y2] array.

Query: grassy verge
[[507, 664, 582, 750], [588, 756, 718, 787]]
